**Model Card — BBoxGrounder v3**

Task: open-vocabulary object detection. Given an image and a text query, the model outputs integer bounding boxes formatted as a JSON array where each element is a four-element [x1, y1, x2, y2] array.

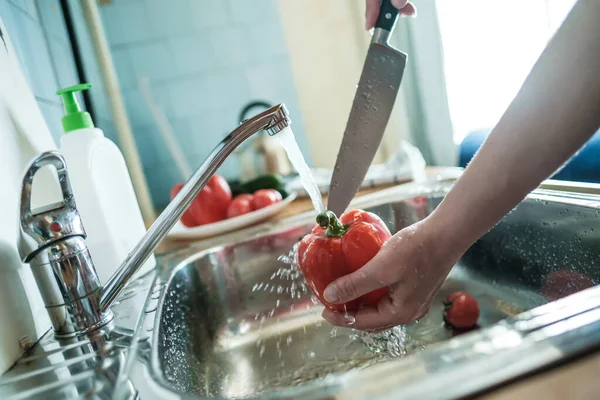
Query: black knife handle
[[375, 0, 399, 31]]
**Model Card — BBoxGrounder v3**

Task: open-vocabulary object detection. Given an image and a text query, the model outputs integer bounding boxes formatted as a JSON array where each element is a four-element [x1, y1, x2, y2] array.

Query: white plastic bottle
[[56, 83, 155, 284]]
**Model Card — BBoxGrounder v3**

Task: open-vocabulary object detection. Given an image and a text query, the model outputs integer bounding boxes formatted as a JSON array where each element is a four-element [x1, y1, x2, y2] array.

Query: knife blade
[[328, 0, 407, 216]]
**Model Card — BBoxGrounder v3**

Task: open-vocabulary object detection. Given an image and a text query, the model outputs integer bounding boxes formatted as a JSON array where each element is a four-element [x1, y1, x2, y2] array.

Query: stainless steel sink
[[141, 184, 600, 399], [4, 181, 600, 399]]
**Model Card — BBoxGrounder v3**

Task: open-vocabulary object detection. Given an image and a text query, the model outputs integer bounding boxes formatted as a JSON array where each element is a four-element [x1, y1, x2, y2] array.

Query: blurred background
[[0, 0, 579, 212]]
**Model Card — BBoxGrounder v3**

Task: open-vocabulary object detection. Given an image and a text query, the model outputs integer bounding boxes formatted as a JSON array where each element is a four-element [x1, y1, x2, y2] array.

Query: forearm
[[430, 0, 600, 251]]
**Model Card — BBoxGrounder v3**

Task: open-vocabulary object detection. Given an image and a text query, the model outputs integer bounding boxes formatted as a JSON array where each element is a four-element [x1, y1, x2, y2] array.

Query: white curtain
[[389, 0, 578, 166], [436, 0, 578, 145], [390, 0, 456, 166]]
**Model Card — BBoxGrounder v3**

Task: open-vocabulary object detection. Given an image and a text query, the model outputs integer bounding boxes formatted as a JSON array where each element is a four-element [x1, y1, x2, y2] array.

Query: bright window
[[436, 0, 578, 144]]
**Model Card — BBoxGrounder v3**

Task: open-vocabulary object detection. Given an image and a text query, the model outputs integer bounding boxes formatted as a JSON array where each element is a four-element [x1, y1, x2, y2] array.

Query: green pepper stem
[[316, 211, 349, 237]]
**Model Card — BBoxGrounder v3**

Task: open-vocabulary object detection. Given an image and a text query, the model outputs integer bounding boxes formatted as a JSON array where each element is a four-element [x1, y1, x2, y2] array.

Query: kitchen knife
[[327, 0, 407, 216]]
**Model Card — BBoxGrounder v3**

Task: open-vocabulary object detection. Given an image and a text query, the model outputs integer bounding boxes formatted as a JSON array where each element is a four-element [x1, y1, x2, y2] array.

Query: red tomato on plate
[[252, 189, 282, 210], [227, 194, 254, 218]]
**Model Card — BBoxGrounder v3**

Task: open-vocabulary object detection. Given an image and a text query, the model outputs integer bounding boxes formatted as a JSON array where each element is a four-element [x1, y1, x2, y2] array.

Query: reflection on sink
[[151, 188, 600, 398]]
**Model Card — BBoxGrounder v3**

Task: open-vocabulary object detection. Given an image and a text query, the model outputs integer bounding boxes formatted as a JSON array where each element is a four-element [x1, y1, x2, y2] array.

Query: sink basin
[[4, 182, 600, 399], [145, 185, 600, 399]]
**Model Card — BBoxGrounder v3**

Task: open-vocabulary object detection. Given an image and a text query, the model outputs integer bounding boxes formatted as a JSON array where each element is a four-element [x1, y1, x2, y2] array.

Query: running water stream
[[277, 127, 325, 214]]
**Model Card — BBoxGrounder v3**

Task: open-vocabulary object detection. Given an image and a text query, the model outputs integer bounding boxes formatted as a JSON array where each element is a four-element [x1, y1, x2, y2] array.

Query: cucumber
[[230, 174, 290, 198], [242, 174, 285, 193]]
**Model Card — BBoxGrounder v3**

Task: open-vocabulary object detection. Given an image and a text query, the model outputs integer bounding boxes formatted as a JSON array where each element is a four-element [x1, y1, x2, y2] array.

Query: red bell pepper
[[298, 209, 392, 312], [171, 174, 232, 227]]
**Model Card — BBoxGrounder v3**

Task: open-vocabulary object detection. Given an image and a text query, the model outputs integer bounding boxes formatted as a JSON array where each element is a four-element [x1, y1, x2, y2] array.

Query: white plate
[[167, 192, 297, 240]]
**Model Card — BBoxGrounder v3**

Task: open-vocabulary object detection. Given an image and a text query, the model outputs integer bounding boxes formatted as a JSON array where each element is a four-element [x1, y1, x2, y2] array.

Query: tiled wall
[[0, 0, 80, 144], [91, 0, 312, 208]]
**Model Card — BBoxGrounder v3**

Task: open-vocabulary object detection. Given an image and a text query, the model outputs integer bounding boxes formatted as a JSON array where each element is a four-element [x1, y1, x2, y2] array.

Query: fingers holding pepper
[[320, 219, 461, 330], [298, 210, 392, 312]]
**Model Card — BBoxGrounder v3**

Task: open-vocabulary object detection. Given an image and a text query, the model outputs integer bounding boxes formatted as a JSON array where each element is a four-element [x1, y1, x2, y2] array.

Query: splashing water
[[354, 326, 411, 358], [278, 127, 325, 214], [343, 305, 356, 326], [272, 243, 414, 357]]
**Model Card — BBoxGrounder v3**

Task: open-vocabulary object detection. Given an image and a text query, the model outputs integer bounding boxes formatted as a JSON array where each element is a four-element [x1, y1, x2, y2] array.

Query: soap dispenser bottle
[[56, 83, 155, 283]]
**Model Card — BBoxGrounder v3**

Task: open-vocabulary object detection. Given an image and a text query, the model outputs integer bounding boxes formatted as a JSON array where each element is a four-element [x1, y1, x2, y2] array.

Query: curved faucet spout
[[99, 104, 291, 311]]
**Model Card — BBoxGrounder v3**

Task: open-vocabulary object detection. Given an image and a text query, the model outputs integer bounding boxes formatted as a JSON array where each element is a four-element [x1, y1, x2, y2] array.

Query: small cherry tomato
[[443, 291, 480, 329], [252, 189, 282, 210], [170, 183, 198, 227], [227, 194, 254, 218]]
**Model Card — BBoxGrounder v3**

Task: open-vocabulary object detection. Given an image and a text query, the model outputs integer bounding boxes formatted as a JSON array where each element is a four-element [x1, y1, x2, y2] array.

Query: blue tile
[[243, 60, 313, 165], [245, 57, 295, 102], [227, 0, 278, 24], [128, 40, 178, 82], [145, 0, 194, 38], [89, 86, 112, 120], [96, 117, 118, 142], [36, 0, 66, 40], [122, 89, 152, 124], [8, 6, 58, 100], [2, 6, 28, 77], [100, 2, 153, 46], [36, 100, 62, 144], [218, 155, 240, 181], [166, 117, 195, 173], [207, 28, 248, 68], [144, 163, 180, 208], [242, 21, 288, 63], [186, 110, 231, 150], [0, 1, 12, 22], [131, 124, 162, 165], [170, 35, 216, 75], [47, 37, 79, 89], [111, 48, 137, 89], [170, 28, 249, 75], [168, 71, 251, 119], [151, 83, 175, 117], [9, 0, 37, 21], [189, 0, 229, 30], [126, 82, 173, 119]]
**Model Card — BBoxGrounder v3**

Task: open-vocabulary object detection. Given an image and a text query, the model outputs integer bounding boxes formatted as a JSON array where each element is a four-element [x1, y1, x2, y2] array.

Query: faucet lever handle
[[18, 150, 86, 262]]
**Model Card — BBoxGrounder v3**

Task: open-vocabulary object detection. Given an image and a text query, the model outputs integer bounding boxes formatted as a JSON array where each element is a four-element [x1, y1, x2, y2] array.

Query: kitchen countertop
[[481, 352, 600, 400], [159, 167, 600, 399]]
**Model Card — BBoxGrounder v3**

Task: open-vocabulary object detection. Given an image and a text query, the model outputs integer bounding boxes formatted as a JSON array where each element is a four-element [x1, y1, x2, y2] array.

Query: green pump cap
[[56, 83, 95, 133]]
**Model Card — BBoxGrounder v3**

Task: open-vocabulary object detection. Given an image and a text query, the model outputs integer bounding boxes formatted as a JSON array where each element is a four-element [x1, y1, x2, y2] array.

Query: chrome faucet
[[18, 104, 291, 338]]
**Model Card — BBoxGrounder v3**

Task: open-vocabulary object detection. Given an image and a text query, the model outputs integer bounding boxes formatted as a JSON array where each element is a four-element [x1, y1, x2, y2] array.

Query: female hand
[[321, 217, 464, 331], [365, 0, 416, 30]]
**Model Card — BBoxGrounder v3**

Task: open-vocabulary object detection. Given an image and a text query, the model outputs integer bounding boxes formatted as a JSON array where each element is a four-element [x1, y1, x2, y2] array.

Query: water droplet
[[309, 351, 316, 359], [343, 305, 356, 325]]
